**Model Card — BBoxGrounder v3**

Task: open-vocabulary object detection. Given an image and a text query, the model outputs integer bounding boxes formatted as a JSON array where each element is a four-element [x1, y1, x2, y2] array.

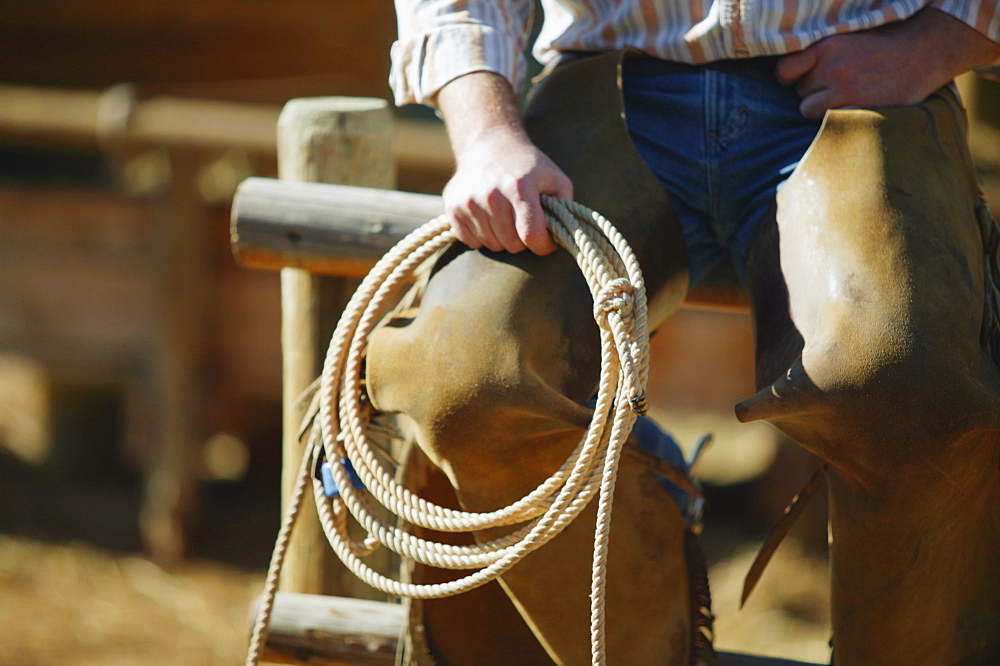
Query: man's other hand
[[776, 8, 1000, 120]]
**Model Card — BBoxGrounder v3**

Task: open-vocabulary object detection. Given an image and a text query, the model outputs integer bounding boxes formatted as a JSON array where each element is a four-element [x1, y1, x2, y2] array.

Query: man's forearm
[[925, 8, 1000, 79], [432, 70, 572, 255], [435, 71, 530, 162]]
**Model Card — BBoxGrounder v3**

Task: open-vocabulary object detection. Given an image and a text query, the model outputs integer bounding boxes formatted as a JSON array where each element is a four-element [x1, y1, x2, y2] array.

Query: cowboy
[[372, 2, 1000, 663]]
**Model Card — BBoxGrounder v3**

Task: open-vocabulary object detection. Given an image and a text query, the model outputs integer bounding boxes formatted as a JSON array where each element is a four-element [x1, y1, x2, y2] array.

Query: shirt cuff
[[390, 23, 525, 107], [974, 57, 1000, 81]]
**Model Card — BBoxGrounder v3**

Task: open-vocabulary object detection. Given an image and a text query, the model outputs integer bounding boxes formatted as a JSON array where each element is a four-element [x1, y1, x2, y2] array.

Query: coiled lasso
[[247, 194, 650, 666]]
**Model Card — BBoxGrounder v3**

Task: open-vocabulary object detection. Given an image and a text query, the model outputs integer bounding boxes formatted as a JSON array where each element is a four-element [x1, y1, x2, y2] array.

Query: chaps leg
[[740, 90, 1000, 664], [396, 444, 554, 666], [368, 51, 697, 665]]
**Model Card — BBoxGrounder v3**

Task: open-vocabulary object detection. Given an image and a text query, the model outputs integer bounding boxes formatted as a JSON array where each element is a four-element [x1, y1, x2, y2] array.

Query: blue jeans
[[621, 56, 822, 287]]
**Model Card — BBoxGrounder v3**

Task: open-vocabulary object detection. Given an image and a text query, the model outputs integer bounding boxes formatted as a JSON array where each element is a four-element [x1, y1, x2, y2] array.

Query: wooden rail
[[251, 593, 403, 665], [0, 83, 453, 177], [0, 82, 278, 152], [230, 176, 750, 310], [231, 177, 441, 277]]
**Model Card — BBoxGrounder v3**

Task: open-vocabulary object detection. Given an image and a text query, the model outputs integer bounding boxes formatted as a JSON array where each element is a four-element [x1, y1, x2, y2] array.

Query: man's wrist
[[924, 8, 1000, 78], [436, 71, 530, 160]]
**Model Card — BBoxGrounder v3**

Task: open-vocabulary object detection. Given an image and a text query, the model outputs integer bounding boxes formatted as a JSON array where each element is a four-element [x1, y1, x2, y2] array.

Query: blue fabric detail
[[631, 414, 699, 523], [620, 56, 822, 287], [319, 457, 365, 497], [588, 398, 703, 528]]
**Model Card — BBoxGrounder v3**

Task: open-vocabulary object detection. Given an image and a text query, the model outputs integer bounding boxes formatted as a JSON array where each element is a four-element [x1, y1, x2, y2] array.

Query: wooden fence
[[0, 82, 452, 566]]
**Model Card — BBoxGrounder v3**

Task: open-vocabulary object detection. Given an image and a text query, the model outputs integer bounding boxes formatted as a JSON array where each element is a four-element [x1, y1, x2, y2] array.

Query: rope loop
[[248, 197, 650, 666]]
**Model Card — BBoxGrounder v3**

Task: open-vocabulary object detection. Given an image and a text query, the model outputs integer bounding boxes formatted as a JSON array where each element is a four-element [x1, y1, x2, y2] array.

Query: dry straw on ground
[[0, 532, 829, 664], [0, 535, 262, 665]]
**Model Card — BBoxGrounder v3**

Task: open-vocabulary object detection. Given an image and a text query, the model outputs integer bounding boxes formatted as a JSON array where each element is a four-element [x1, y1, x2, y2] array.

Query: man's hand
[[436, 72, 573, 255], [776, 8, 1000, 119]]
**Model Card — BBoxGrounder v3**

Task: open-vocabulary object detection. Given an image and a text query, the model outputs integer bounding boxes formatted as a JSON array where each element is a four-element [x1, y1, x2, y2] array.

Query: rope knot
[[594, 278, 635, 326]]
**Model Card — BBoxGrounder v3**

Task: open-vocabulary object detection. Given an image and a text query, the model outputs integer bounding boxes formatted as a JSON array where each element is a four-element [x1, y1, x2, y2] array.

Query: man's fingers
[[449, 212, 483, 250], [798, 88, 840, 120], [448, 199, 503, 252], [518, 165, 571, 255], [775, 48, 818, 86], [442, 144, 572, 256], [779, 45, 847, 119], [484, 189, 527, 253], [466, 199, 506, 252], [515, 195, 557, 256]]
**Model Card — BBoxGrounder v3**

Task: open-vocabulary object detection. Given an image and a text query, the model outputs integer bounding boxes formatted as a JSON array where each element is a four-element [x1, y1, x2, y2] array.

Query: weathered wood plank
[[230, 176, 750, 309], [231, 177, 441, 276], [252, 593, 403, 665]]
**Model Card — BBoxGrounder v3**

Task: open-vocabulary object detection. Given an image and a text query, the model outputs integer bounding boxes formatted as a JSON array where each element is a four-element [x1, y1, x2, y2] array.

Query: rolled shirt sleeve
[[390, 0, 535, 107], [931, 0, 1000, 79]]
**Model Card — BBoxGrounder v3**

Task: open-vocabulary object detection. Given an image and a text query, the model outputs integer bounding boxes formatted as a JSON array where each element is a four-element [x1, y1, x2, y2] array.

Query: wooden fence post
[[277, 98, 394, 598], [141, 149, 210, 567]]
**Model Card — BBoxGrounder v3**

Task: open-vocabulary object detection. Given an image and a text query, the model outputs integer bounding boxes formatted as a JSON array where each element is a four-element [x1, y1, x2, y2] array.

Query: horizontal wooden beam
[[251, 593, 403, 665], [0, 83, 280, 152], [230, 177, 442, 277], [230, 176, 749, 310], [0, 84, 454, 176]]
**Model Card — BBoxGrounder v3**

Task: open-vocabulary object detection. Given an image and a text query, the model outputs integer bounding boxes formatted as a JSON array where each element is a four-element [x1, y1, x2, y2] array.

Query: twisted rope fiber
[[247, 195, 649, 666], [245, 430, 314, 666]]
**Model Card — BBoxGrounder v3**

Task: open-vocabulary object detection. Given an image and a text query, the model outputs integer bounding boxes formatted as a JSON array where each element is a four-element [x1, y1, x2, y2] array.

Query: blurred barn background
[[1, 2, 998, 664]]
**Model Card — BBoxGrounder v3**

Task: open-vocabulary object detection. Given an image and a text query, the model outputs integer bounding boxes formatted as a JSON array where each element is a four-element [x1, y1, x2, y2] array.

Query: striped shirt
[[390, 0, 1000, 106]]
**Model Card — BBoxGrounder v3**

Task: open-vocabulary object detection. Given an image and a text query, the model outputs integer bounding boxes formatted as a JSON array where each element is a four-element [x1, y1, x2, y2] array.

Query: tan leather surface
[[740, 89, 1000, 664], [396, 444, 554, 666]]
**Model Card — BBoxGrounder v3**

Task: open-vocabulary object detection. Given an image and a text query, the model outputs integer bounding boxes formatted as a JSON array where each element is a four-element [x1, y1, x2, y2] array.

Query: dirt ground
[[0, 535, 261, 665], [0, 531, 830, 665]]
